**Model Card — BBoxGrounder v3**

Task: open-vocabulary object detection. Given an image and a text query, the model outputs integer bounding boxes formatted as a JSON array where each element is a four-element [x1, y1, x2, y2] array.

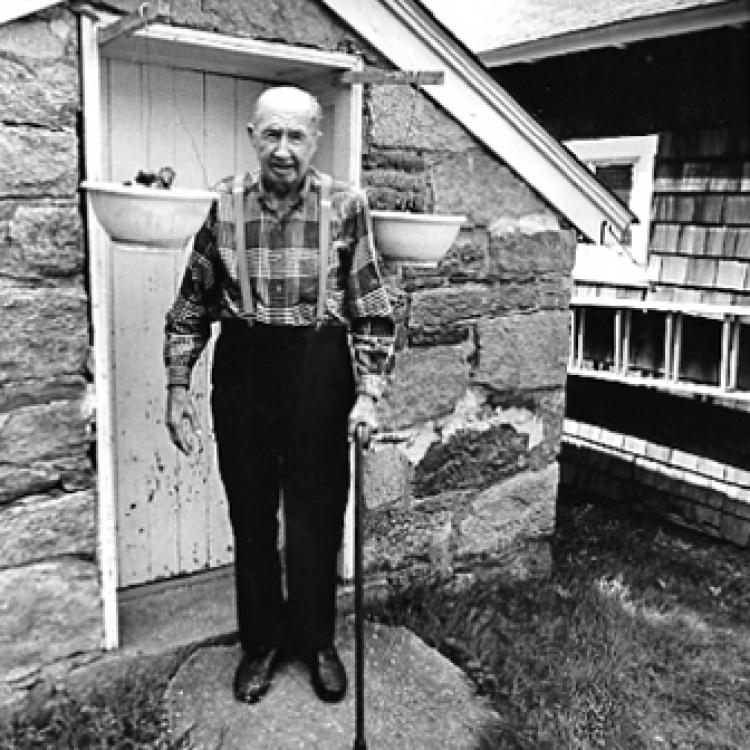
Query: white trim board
[[80, 14, 362, 647], [566, 134, 658, 267], [320, 0, 636, 245]]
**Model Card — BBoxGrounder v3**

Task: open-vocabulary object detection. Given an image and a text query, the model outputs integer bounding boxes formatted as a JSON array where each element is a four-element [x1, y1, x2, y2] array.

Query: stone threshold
[[117, 566, 390, 655]]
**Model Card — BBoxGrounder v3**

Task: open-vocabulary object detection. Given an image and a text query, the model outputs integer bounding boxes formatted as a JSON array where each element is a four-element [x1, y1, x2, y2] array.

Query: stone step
[[165, 618, 497, 749]]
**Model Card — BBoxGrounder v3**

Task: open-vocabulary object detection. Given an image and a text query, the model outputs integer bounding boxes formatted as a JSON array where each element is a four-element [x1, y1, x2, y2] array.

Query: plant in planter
[[364, 156, 465, 267], [81, 165, 217, 249]]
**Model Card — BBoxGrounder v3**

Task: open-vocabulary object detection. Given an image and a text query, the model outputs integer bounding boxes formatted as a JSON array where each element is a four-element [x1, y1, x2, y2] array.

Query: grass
[[2, 495, 749, 748], [373, 496, 750, 749]]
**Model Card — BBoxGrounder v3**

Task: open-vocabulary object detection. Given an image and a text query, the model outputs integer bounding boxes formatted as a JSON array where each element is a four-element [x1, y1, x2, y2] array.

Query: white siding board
[[236, 78, 264, 177], [204, 74, 236, 186], [145, 64, 176, 173], [108, 59, 145, 183], [174, 69, 210, 188]]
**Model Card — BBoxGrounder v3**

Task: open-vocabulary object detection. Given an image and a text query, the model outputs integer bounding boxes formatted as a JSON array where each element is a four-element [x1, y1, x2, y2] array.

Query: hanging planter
[[370, 210, 466, 267], [81, 181, 217, 249]]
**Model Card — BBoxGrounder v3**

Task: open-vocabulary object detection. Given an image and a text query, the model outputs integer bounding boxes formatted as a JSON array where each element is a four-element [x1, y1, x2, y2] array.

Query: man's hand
[[166, 386, 201, 455], [349, 394, 379, 440]]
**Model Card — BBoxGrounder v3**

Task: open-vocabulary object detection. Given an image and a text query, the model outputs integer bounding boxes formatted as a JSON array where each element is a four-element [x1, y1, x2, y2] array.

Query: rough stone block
[[0, 465, 59, 506], [364, 492, 469, 573], [363, 444, 413, 510], [474, 311, 570, 391], [409, 284, 492, 328], [455, 463, 558, 557], [0, 559, 102, 676], [0, 400, 88, 465], [1, 202, 83, 279], [0, 490, 96, 568], [415, 423, 530, 495], [0, 127, 78, 197], [379, 343, 472, 430], [432, 149, 553, 224], [180, 0, 358, 52], [488, 231, 576, 276], [0, 286, 88, 384], [367, 85, 476, 152], [0, 14, 78, 129]]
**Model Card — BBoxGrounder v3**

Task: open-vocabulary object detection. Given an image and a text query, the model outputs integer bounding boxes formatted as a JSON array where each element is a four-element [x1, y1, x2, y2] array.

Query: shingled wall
[[649, 126, 750, 304], [563, 123, 750, 545]]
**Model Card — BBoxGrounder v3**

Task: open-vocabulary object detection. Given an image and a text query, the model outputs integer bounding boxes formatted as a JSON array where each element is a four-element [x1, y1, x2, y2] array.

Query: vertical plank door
[[104, 59, 357, 587], [105, 62, 262, 587]]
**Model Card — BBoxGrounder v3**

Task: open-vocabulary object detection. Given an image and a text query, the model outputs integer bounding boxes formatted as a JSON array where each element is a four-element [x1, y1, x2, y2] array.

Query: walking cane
[[353, 422, 370, 750]]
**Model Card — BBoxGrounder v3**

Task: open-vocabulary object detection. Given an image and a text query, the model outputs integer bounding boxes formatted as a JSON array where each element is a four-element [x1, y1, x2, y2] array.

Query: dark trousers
[[211, 321, 355, 657]]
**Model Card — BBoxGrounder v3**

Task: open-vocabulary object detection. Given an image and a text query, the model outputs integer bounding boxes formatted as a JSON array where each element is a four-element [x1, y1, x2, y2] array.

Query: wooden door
[[102, 58, 357, 587]]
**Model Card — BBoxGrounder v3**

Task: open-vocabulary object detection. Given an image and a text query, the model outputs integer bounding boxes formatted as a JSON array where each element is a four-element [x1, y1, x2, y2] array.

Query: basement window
[[628, 310, 666, 377], [678, 315, 722, 386], [737, 322, 750, 391], [580, 307, 616, 370]]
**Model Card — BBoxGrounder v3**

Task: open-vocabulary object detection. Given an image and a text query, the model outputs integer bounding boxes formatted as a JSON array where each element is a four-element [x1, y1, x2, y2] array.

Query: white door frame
[[79, 11, 362, 649]]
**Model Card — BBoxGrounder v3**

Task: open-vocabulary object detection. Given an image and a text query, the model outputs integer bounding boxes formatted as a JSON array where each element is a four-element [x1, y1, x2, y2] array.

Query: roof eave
[[320, 0, 635, 242], [1, 0, 66, 26], [479, 0, 750, 68]]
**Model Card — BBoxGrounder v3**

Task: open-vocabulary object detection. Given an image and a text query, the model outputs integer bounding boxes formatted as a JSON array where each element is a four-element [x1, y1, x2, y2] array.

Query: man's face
[[251, 94, 319, 196]]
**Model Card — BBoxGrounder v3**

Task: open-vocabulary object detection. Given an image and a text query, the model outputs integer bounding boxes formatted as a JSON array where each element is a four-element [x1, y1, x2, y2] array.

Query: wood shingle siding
[[649, 125, 750, 300]]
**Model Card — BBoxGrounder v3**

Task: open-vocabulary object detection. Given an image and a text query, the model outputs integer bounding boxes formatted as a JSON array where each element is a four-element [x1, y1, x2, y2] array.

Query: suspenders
[[317, 173, 332, 329], [233, 172, 331, 327], [233, 174, 254, 320]]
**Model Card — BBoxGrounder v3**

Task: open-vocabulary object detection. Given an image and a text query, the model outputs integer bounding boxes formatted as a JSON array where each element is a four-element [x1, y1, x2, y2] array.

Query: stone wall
[[0, 8, 99, 701], [0, 0, 576, 703], [361, 84, 574, 584]]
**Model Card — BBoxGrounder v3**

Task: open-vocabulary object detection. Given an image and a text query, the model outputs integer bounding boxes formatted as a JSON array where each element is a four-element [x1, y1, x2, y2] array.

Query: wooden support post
[[720, 315, 732, 390], [614, 308, 623, 372], [622, 309, 631, 375], [568, 308, 577, 369], [664, 313, 674, 380], [728, 316, 740, 391], [671, 314, 683, 382], [576, 308, 585, 369]]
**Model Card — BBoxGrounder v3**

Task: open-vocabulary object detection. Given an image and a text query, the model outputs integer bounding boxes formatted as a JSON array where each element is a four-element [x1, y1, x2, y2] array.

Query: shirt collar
[[253, 167, 321, 214]]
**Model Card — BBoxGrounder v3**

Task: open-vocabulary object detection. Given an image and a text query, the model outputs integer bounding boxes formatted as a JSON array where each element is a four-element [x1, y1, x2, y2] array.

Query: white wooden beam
[[80, 12, 120, 651]]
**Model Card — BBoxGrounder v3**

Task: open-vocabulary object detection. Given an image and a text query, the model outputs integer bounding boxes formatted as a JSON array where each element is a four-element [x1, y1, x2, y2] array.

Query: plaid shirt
[[164, 169, 394, 399]]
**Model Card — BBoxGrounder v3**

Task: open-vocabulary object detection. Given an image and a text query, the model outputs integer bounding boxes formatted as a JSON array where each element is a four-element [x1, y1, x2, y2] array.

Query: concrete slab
[[166, 617, 497, 749]]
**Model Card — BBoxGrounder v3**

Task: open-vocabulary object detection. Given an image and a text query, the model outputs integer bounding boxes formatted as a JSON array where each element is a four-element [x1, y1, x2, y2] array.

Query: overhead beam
[[339, 69, 444, 85]]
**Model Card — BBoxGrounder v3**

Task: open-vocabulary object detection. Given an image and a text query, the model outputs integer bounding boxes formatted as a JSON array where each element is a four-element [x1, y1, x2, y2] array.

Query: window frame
[[565, 135, 659, 267]]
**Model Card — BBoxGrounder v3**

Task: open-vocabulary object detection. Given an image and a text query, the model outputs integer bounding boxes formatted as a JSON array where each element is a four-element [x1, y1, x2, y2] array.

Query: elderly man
[[164, 86, 394, 704]]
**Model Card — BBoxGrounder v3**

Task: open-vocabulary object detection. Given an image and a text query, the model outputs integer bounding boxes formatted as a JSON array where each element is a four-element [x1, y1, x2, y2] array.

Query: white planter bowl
[[81, 181, 217, 248], [370, 210, 466, 266]]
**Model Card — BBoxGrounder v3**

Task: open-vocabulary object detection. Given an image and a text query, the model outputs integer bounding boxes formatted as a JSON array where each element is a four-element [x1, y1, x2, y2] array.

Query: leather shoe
[[309, 645, 347, 703], [233, 646, 279, 703]]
